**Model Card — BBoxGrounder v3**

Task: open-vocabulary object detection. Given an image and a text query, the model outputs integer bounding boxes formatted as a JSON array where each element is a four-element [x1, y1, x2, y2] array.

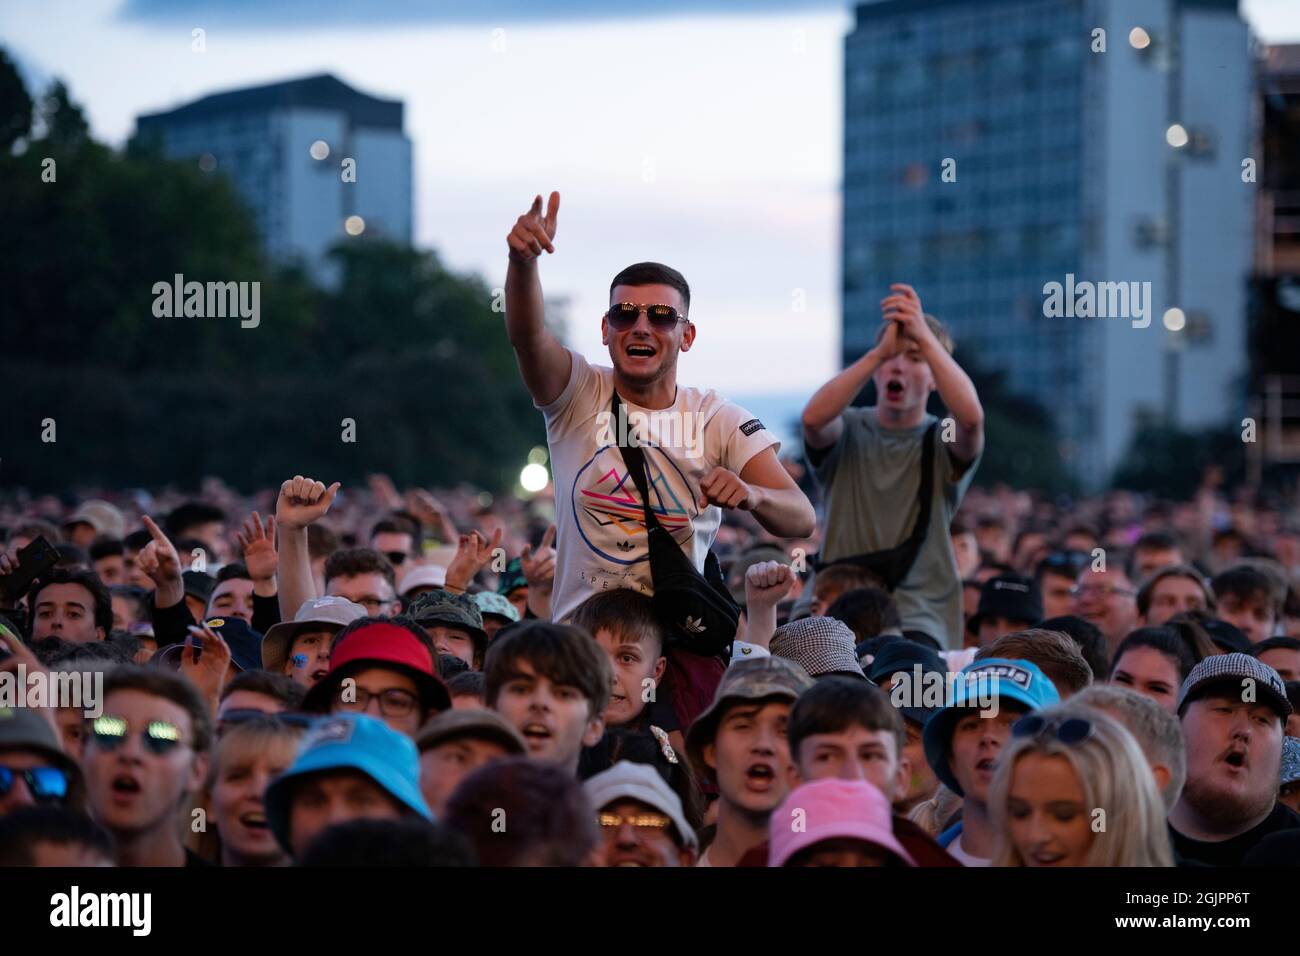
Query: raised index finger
[[141, 515, 168, 544], [541, 524, 557, 549], [544, 191, 560, 231]]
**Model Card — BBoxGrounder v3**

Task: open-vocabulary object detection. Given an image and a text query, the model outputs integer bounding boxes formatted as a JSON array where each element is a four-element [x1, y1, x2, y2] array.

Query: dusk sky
[[4, 0, 1297, 394]]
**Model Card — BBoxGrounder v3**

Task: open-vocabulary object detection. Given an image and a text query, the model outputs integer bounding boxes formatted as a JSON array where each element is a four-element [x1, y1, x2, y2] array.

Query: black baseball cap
[[967, 574, 1043, 635], [182, 570, 216, 604], [868, 640, 945, 727], [1200, 617, 1252, 655]]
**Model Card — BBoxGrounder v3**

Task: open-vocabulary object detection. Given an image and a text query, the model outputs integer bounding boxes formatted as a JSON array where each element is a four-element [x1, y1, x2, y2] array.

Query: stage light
[[520, 463, 549, 493]]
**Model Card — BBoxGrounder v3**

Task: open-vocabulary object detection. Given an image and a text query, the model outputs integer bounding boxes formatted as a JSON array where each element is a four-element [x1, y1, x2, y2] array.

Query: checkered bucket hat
[[770, 616, 865, 679]]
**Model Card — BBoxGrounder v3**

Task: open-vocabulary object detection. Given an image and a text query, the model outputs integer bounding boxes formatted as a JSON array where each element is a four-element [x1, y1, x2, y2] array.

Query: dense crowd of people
[[0, 193, 1297, 868]]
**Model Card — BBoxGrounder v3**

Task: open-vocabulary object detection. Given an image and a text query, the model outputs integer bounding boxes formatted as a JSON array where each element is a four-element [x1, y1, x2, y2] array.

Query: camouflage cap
[[1281, 736, 1300, 788], [407, 588, 488, 643], [685, 656, 814, 777]]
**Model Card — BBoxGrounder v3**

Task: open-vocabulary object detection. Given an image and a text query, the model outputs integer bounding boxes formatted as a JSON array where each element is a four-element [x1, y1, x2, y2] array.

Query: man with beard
[[1168, 654, 1299, 866], [503, 192, 815, 623]]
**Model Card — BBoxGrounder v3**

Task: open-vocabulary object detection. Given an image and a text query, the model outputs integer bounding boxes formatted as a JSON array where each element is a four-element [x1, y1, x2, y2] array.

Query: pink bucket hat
[[768, 779, 916, 867]]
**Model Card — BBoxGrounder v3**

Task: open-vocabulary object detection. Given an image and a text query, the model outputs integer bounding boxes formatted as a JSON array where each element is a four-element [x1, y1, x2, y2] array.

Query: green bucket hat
[[496, 557, 528, 596], [472, 591, 520, 624], [407, 588, 488, 645]]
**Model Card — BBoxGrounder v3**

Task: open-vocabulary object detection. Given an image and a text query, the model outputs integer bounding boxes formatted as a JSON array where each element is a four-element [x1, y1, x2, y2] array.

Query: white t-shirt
[[540, 348, 779, 624], [946, 835, 991, 867]]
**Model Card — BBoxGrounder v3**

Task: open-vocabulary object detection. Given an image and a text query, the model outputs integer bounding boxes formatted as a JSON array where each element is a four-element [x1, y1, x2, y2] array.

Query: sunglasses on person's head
[[0, 765, 69, 803], [89, 715, 187, 755], [1012, 714, 1094, 745], [216, 709, 316, 735], [606, 302, 686, 331], [1040, 550, 1089, 572], [382, 551, 408, 567]]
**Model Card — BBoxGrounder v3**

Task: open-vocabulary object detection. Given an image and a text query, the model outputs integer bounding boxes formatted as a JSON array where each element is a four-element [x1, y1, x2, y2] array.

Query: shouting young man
[[503, 193, 815, 623], [801, 286, 983, 648]]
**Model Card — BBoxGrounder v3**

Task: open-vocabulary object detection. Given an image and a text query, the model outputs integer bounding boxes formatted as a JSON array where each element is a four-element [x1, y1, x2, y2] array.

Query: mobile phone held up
[[0, 535, 60, 604]]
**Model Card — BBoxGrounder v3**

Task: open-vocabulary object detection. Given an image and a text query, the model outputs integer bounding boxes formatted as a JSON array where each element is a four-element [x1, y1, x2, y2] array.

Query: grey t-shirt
[[807, 408, 980, 647]]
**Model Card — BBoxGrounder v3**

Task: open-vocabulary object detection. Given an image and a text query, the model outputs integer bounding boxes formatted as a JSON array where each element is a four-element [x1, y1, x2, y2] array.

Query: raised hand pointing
[[507, 191, 561, 263]]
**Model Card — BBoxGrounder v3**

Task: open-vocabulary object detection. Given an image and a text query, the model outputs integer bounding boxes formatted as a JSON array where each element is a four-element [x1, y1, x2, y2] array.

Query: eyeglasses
[[334, 686, 420, 718], [606, 302, 686, 331], [89, 715, 187, 755], [598, 811, 672, 831], [1069, 584, 1136, 599], [1012, 714, 1094, 745], [0, 765, 69, 803], [383, 551, 408, 567]]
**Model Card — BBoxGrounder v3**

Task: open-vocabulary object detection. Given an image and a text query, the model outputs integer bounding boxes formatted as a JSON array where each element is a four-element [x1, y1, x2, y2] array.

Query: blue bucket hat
[[921, 658, 1060, 797], [264, 713, 432, 854]]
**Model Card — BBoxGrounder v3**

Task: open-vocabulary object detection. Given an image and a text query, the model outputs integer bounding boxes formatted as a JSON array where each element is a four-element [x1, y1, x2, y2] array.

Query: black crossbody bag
[[814, 420, 939, 591], [611, 392, 740, 657]]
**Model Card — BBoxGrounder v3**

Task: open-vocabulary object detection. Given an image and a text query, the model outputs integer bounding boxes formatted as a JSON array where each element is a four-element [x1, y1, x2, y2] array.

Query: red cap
[[302, 621, 451, 714]]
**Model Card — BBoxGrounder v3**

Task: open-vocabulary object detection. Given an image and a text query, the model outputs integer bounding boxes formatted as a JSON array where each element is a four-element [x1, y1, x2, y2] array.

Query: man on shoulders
[[503, 192, 815, 623], [802, 285, 984, 647]]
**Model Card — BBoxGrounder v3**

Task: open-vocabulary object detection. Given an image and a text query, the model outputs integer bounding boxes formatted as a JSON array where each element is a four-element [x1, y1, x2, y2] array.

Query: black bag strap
[[610, 391, 661, 534], [811, 419, 940, 577], [906, 420, 939, 548]]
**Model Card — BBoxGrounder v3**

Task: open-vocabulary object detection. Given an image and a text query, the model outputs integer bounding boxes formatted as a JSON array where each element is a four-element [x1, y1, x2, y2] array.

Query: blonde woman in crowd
[[988, 705, 1173, 867], [199, 716, 306, 867]]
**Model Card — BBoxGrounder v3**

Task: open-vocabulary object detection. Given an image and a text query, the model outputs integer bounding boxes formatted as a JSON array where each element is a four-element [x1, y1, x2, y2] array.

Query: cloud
[[120, 0, 844, 29]]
